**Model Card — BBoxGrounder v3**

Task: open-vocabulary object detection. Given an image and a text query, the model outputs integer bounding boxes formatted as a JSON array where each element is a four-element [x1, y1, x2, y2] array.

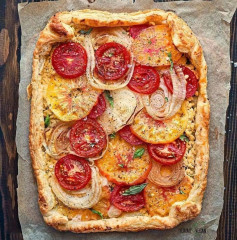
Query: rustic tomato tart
[[29, 9, 209, 233]]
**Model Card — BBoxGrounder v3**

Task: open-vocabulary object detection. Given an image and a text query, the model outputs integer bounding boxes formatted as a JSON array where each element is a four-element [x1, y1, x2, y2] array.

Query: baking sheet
[[16, 0, 237, 239]]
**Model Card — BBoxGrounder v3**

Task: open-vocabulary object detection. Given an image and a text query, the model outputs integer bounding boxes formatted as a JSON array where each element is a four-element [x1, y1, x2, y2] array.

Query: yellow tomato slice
[[96, 135, 151, 185], [132, 25, 182, 66], [144, 176, 193, 217], [130, 101, 188, 144], [45, 75, 101, 121]]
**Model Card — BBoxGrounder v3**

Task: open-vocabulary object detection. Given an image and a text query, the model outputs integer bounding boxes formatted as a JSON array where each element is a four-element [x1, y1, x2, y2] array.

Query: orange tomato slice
[[130, 101, 188, 144], [96, 135, 151, 185], [131, 25, 182, 66], [144, 176, 193, 217]]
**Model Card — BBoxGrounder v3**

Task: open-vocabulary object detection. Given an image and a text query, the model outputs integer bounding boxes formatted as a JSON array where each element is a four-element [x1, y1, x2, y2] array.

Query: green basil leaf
[[44, 114, 50, 128], [165, 97, 169, 102], [122, 183, 148, 196], [90, 209, 103, 219], [133, 148, 145, 158], [167, 52, 173, 71], [179, 189, 185, 195], [104, 90, 114, 108], [79, 28, 93, 35], [118, 163, 124, 168], [179, 134, 189, 142], [109, 132, 116, 139]]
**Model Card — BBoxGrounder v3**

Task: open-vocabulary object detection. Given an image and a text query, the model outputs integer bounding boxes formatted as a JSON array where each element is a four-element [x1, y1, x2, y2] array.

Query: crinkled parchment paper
[[16, 0, 237, 239]]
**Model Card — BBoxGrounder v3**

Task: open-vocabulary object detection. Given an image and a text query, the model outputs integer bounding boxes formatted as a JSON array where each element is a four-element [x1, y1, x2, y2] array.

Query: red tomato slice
[[148, 139, 186, 165], [128, 65, 160, 94], [70, 118, 107, 158], [52, 42, 87, 79], [118, 125, 144, 146], [55, 154, 91, 190], [95, 42, 131, 80], [163, 65, 198, 98], [88, 94, 106, 119], [129, 24, 150, 38], [110, 185, 145, 212]]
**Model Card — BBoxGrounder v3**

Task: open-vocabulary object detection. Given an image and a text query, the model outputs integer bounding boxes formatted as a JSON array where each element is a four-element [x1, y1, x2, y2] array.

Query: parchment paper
[[16, 0, 237, 239]]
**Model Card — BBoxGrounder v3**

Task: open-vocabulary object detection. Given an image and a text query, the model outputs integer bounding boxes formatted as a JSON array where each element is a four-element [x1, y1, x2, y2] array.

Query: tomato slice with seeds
[[163, 65, 198, 98], [52, 42, 87, 79], [128, 65, 160, 94], [148, 139, 186, 165], [118, 125, 144, 146], [69, 118, 107, 158], [96, 135, 151, 186], [111, 185, 145, 212], [55, 154, 91, 190], [88, 94, 106, 119], [129, 24, 150, 38], [95, 42, 131, 80]]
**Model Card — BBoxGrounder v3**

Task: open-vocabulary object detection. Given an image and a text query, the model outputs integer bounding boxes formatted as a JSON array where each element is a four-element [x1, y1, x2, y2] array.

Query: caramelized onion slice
[[50, 166, 102, 209], [148, 160, 185, 187], [84, 28, 135, 90], [46, 122, 108, 161], [46, 123, 73, 159], [142, 66, 186, 120], [107, 205, 122, 218]]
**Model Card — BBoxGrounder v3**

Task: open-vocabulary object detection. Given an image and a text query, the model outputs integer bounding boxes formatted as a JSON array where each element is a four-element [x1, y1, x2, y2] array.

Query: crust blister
[[29, 9, 209, 233]]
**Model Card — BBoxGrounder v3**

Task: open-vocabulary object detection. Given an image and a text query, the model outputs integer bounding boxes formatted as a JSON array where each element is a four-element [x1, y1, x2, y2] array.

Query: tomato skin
[[181, 66, 198, 98], [147, 139, 186, 165], [69, 118, 107, 158], [96, 136, 151, 186], [95, 42, 131, 81], [111, 185, 145, 212], [128, 65, 160, 94], [55, 154, 91, 190], [52, 42, 87, 79], [88, 94, 106, 119], [163, 65, 198, 98], [129, 24, 150, 38], [118, 125, 144, 146]]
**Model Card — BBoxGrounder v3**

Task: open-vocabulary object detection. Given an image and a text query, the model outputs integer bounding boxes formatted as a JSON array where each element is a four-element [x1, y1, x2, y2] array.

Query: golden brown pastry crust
[[29, 9, 209, 233]]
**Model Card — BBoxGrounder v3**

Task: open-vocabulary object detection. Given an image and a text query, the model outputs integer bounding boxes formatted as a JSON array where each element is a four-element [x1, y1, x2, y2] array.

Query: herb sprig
[[90, 209, 103, 219], [122, 183, 148, 196], [44, 114, 50, 128], [167, 52, 173, 71], [79, 28, 93, 35], [104, 90, 114, 108], [133, 148, 145, 158]]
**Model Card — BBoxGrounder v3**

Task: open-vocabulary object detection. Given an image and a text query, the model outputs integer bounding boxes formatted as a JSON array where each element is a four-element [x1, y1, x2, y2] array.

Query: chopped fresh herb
[[167, 52, 173, 71], [118, 163, 124, 168], [104, 90, 114, 108], [108, 52, 114, 57], [179, 134, 189, 142], [148, 40, 152, 44], [179, 189, 185, 195], [44, 114, 50, 128], [90, 209, 103, 219], [148, 56, 151, 60], [122, 183, 148, 196], [79, 28, 93, 35], [109, 132, 116, 139], [165, 97, 169, 102], [133, 148, 145, 158], [90, 143, 95, 148], [109, 185, 114, 192]]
